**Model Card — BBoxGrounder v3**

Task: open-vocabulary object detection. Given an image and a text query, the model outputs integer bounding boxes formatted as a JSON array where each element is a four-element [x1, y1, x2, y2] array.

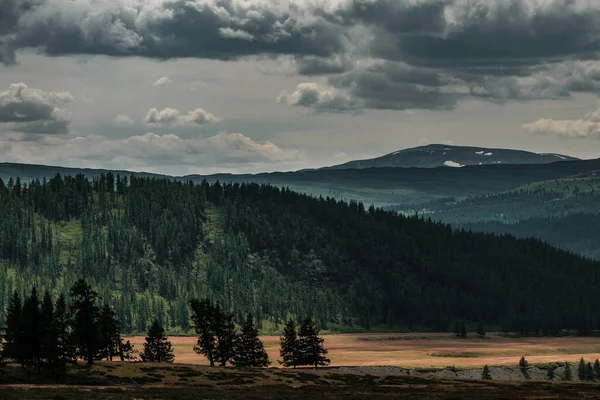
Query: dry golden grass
[[126, 333, 600, 368]]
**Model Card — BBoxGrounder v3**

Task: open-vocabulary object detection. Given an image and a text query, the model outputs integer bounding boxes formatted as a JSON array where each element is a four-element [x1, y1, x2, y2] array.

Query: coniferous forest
[[1, 173, 600, 335]]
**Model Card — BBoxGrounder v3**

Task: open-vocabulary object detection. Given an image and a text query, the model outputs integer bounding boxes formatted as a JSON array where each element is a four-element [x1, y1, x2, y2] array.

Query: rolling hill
[[324, 144, 578, 169]]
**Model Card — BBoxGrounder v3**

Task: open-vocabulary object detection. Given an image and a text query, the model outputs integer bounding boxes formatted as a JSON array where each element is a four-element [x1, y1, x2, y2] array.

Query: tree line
[[1, 279, 329, 375]]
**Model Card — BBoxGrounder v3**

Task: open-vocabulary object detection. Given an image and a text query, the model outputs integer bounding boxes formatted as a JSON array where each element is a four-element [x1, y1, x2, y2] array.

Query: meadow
[[127, 332, 600, 368]]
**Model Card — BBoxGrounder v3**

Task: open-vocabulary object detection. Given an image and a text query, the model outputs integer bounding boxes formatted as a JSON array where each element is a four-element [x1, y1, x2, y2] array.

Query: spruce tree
[[564, 361, 572, 380], [1, 292, 22, 364], [140, 320, 174, 363], [213, 304, 236, 367], [120, 340, 138, 361], [39, 291, 57, 373], [481, 364, 492, 379], [578, 357, 586, 381], [54, 294, 74, 380], [298, 317, 330, 370], [98, 304, 121, 361], [594, 359, 600, 379], [21, 288, 41, 371], [69, 279, 101, 364], [280, 319, 300, 368], [190, 299, 217, 366], [586, 362, 595, 382], [232, 314, 270, 368]]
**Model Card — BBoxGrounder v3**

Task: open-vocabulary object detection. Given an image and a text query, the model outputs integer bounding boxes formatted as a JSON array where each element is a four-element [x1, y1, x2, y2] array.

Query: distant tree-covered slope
[[323, 144, 578, 170], [1, 174, 599, 335]]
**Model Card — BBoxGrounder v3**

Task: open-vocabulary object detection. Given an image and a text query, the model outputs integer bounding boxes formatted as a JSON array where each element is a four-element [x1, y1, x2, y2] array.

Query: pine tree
[[140, 320, 174, 363], [476, 321, 485, 337], [98, 304, 121, 361], [69, 279, 101, 364], [1, 292, 22, 364], [213, 304, 236, 367], [54, 294, 74, 381], [546, 365, 555, 380], [39, 291, 57, 373], [519, 356, 528, 368], [190, 299, 217, 366], [594, 359, 600, 379], [586, 362, 595, 382], [564, 361, 572, 381], [120, 340, 138, 361], [280, 319, 300, 368], [578, 357, 586, 381], [298, 317, 330, 370], [481, 364, 492, 379], [21, 287, 41, 371], [232, 314, 270, 368]]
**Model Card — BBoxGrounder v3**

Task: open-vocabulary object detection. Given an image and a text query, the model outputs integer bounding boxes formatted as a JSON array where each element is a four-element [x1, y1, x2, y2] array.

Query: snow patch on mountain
[[444, 161, 464, 168]]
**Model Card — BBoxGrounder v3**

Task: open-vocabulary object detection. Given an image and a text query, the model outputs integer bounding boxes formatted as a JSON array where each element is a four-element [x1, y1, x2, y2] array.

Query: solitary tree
[[69, 279, 101, 364], [481, 364, 492, 379], [280, 319, 300, 368], [298, 317, 330, 370], [232, 314, 270, 367], [140, 320, 174, 363], [519, 356, 528, 368], [578, 357, 586, 381]]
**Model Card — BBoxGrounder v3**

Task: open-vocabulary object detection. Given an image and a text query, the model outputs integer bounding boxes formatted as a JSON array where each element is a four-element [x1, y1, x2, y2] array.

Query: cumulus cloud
[[0, 131, 304, 171], [523, 104, 600, 139], [0, 82, 74, 134], [278, 82, 362, 114], [153, 77, 171, 87], [114, 114, 135, 125], [144, 107, 220, 126]]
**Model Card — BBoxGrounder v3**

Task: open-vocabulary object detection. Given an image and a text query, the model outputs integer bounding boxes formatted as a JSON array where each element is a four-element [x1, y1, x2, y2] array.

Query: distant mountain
[[324, 144, 579, 170]]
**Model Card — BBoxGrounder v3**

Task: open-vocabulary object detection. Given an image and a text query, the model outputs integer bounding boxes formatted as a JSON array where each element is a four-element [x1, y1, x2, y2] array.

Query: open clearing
[[126, 332, 600, 368]]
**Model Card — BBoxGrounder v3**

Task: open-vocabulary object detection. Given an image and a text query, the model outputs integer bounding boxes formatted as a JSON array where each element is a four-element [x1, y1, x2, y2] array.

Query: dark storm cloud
[[0, 83, 73, 134]]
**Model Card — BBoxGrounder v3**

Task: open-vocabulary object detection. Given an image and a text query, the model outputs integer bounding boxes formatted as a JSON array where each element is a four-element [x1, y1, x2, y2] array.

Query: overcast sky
[[2, 0, 600, 175]]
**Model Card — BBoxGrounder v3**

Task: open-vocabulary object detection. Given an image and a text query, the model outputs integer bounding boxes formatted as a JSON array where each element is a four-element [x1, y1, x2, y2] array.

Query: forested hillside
[[1, 174, 600, 335]]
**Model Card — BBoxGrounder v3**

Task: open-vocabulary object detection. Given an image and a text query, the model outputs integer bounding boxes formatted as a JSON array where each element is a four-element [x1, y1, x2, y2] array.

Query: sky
[[2, 0, 600, 175]]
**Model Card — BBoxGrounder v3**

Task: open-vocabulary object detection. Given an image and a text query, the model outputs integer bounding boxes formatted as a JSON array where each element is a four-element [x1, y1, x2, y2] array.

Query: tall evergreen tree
[[69, 279, 101, 364], [232, 314, 270, 368], [578, 357, 586, 381], [214, 305, 237, 367], [98, 304, 121, 361], [190, 299, 217, 366], [586, 362, 595, 382], [53, 294, 74, 380], [280, 319, 300, 368], [140, 320, 174, 363], [564, 361, 572, 381], [39, 291, 57, 372], [481, 364, 492, 379], [21, 288, 41, 371], [594, 359, 600, 380], [298, 317, 330, 370], [1, 292, 22, 364]]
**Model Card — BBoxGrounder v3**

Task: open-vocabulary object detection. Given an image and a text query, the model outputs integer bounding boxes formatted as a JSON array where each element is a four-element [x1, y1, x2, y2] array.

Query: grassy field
[[125, 333, 600, 368], [3, 362, 600, 399]]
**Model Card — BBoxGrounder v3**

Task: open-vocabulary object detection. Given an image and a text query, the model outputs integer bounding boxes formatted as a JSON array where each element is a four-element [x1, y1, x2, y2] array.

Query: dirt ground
[[126, 332, 600, 368]]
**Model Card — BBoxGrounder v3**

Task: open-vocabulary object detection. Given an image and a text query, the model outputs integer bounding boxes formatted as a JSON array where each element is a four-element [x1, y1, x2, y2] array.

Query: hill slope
[[1, 173, 599, 335], [324, 144, 578, 169]]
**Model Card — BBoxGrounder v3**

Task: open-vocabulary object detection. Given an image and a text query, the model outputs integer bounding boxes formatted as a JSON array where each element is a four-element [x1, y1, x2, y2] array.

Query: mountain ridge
[[323, 144, 579, 170]]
